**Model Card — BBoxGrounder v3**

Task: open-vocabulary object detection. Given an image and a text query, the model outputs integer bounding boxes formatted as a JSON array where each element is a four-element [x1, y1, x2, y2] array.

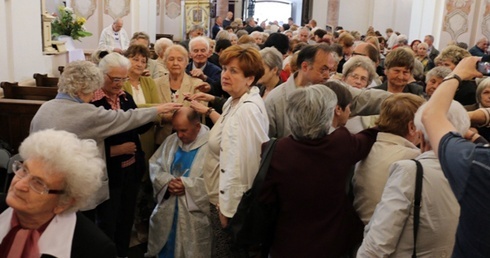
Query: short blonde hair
[[376, 93, 425, 137]]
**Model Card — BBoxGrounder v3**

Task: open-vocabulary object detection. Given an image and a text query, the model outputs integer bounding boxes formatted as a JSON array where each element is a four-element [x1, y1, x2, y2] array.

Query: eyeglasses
[[106, 74, 129, 84], [348, 73, 369, 83], [12, 161, 65, 195]]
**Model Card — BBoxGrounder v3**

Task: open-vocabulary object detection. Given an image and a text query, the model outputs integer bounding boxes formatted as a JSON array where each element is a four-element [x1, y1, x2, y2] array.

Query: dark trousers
[[96, 163, 141, 257]]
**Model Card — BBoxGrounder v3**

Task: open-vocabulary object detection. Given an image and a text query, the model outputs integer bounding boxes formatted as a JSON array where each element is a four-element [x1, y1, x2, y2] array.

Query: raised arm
[[421, 57, 482, 157]]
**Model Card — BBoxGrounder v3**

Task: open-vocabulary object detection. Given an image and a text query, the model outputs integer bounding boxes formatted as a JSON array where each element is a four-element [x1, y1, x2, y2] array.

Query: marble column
[[216, 0, 228, 18], [327, 0, 339, 28]]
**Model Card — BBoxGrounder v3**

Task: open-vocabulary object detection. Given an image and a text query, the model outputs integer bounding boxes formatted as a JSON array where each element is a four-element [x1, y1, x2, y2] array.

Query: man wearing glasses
[[0, 129, 116, 257]]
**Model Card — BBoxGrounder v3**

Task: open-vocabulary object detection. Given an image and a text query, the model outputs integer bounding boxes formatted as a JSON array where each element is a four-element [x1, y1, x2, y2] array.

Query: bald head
[[172, 107, 201, 144], [353, 43, 379, 65], [112, 18, 123, 32]]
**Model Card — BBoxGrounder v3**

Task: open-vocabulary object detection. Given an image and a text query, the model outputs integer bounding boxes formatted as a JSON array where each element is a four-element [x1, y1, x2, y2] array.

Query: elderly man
[[212, 16, 223, 39], [222, 11, 233, 28], [0, 129, 116, 257], [98, 18, 130, 54], [265, 44, 391, 138], [245, 17, 263, 33], [146, 107, 211, 257], [186, 36, 223, 96], [373, 48, 424, 95], [180, 25, 205, 51], [424, 34, 439, 61], [469, 37, 489, 56]]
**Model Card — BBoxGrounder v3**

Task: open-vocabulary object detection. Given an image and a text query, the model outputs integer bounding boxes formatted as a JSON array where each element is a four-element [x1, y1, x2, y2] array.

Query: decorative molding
[[104, 0, 130, 19], [165, 0, 181, 19], [156, 0, 161, 16], [482, 1, 490, 39], [72, 0, 97, 19], [443, 0, 473, 40]]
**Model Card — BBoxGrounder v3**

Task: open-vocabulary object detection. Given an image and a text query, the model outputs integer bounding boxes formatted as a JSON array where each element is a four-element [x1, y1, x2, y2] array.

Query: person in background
[[424, 66, 452, 99], [146, 107, 212, 258], [153, 37, 174, 77], [257, 47, 283, 98], [129, 32, 160, 79], [373, 48, 424, 95], [91, 52, 153, 257], [212, 16, 223, 39], [434, 45, 477, 106], [180, 25, 205, 51], [410, 39, 421, 53], [424, 34, 439, 61], [154, 44, 209, 145], [326, 81, 353, 129], [98, 18, 130, 54], [420, 56, 490, 257], [0, 129, 116, 258], [357, 100, 464, 257], [469, 37, 489, 56], [222, 11, 233, 28], [341, 55, 377, 89], [186, 36, 223, 96], [209, 39, 232, 69]]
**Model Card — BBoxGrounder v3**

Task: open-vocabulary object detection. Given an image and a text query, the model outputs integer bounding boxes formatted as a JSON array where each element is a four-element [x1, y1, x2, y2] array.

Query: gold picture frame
[[184, 1, 210, 35]]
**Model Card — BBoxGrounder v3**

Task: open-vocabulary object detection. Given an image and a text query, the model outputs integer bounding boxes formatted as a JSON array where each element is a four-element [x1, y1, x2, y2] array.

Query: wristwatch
[[442, 73, 462, 85]]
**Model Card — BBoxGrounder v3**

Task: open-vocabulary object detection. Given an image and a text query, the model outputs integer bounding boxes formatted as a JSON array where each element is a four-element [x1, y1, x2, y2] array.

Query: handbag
[[228, 138, 279, 248], [412, 159, 423, 258]]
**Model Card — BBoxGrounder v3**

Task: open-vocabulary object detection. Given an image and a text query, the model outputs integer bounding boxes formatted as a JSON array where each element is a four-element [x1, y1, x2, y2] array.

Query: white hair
[[189, 36, 210, 52], [98, 53, 131, 74], [154, 38, 174, 56], [414, 100, 470, 142], [19, 129, 105, 213], [58, 60, 104, 98]]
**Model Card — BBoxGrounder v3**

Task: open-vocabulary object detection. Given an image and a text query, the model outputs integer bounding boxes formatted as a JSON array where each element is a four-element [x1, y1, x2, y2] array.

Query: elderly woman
[[357, 100, 464, 257], [154, 44, 208, 144], [154, 37, 174, 76], [435, 45, 476, 106], [342, 55, 377, 89], [0, 129, 116, 257], [424, 66, 452, 99], [259, 85, 378, 257], [30, 60, 182, 211], [416, 42, 430, 71], [476, 78, 490, 108], [257, 47, 283, 98], [190, 45, 269, 257], [353, 93, 425, 224], [91, 53, 153, 257]]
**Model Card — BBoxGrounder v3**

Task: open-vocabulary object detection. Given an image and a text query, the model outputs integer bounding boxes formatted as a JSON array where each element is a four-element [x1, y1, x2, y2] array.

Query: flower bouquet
[[51, 6, 92, 41]]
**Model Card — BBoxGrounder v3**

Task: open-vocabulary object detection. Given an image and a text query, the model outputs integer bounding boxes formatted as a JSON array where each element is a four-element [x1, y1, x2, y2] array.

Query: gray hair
[[98, 53, 131, 75], [287, 84, 337, 140], [414, 100, 470, 142], [18, 129, 105, 213], [425, 66, 451, 83], [260, 47, 283, 76], [216, 30, 231, 41], [342, 55, 377, 85], [164, 44, 189, 66], [58, 60, 103, 98], [236, 29, 249, 38], [412, 59, 424, 81], [476, 77, 490, 105], [189, 36, 210, 52], [154, 38, 174, 57]]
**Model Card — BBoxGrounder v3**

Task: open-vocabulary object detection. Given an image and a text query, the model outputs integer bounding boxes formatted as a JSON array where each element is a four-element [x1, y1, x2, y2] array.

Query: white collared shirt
[[0, 208, 76, 258]]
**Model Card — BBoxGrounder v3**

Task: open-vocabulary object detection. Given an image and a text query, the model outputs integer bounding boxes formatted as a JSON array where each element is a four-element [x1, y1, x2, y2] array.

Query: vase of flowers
[[51, 6, 92, 41]]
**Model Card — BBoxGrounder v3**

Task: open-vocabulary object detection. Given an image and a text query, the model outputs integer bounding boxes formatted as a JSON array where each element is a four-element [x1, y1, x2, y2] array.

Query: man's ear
[[301, 61, 309, 72], [335, 105, 342, 116]]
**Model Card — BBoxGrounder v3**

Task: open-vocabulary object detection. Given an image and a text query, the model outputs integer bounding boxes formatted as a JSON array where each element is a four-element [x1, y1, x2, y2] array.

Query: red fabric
[[0, 211, 50, 258], [280, 70, 290, 83]]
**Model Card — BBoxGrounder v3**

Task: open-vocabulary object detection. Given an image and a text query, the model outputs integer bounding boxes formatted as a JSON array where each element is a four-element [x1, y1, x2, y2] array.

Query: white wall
[[338, 0, 372, 32], [311, 0, 327, 29]]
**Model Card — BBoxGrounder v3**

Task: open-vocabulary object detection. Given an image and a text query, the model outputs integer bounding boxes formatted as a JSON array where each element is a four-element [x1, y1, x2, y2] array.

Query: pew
[[33, 73, 59, 87], [0, 98, 45, 153], [1, 82, 58, 101]]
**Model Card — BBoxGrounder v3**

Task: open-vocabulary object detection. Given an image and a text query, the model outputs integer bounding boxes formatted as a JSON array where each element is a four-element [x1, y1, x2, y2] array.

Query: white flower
[[65, 7, 74, 13]]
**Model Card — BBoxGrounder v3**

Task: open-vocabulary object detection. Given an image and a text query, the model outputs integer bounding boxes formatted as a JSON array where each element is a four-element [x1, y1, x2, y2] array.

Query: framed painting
[[184, 1, 210, 34]]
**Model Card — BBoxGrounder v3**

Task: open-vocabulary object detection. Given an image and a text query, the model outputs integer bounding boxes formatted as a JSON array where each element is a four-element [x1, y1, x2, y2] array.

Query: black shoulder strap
[[412, 159, 423, 258], [251, 138, 278, 196]]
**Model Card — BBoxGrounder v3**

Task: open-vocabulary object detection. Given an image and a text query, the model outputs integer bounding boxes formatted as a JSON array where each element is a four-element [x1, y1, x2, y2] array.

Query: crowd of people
[[1, 13, 490, 258]]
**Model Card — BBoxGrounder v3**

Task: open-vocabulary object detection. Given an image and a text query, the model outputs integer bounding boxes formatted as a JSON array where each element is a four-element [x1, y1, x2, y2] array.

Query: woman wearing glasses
[[0, 129, 116, 257], [91, 52, 155, 257]]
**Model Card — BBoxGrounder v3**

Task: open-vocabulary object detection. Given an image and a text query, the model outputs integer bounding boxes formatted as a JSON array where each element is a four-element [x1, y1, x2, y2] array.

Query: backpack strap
[[412, 159, 423, 258]]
